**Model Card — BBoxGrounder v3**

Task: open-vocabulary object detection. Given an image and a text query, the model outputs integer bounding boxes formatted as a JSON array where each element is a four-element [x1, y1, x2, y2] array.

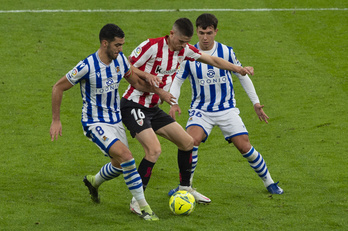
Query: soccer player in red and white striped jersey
[[120, 18, 254, 214]]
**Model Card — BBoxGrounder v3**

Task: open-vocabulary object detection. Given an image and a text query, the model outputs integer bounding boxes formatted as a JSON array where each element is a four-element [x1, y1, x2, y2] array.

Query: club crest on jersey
[[207, 69, 215, 78], [116, 66, 120, 73], [106, 78, 114, 86], [137, 119, 144, 126], [134, 47, 142, 57]]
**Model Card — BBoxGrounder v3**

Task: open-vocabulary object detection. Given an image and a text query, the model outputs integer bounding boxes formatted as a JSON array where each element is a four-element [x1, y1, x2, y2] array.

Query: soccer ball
[[169, 190, 196, 215]]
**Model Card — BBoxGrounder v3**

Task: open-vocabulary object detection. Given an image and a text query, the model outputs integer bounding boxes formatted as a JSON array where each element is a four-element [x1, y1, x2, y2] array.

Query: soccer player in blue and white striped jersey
[[168, 14, 283, 199], [50, 24, 173, 221]]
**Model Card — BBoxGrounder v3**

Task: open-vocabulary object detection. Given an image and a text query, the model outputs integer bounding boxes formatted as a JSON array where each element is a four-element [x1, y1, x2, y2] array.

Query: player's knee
[[179, 135, 194, 151], [238, 144, 252, 154], [145, 146, 162, 162], [193, 138, 201, 146]]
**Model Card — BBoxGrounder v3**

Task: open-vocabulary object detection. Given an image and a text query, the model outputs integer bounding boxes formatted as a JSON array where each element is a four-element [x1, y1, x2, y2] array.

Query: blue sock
[[121, 158, 146, 202], [242, 147, 274, 187], [95, 162, 122, 186]]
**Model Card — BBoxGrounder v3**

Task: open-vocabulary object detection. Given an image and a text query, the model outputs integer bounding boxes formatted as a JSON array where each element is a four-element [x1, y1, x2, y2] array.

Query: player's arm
[[130, 64, 162, 87], [168, 77, 185, 120], [50, 76, 74, 141], [197, 52, 254, 76], [235, 73, 269, 123], [124, 69, 176, 105]]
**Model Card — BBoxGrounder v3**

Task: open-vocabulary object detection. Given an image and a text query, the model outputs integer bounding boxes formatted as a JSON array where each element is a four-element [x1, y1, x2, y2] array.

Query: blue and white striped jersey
[[66, 51, 130, 126], [175, 41, 242, 112]]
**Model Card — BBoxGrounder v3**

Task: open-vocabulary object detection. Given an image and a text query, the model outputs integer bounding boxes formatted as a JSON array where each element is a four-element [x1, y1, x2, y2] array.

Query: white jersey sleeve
[[235, 73, 260, 105]]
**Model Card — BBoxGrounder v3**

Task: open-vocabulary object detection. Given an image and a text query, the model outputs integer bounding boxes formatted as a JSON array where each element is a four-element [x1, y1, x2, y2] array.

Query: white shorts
[[186, 108, 248, 143], [83, 122, 128, 157]]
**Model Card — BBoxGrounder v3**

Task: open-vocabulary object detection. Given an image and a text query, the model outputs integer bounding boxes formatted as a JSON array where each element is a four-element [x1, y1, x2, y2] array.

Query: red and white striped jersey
[[123, 35, 202, 108]]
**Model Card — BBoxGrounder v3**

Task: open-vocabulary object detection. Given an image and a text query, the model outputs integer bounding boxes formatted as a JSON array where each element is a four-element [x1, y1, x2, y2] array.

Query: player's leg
[[186, 125, 206, 185], [156, 121, 194, 185], [232, 135, 283, 194], [134, 128, 162, 190], [167, 125, 205, 196], [120, 98, 162, 191], [157, 121, 211, 203], [221, 108, 283, 194], [108, 140, 158, 221], [82, 123, 127, 203], [120, 99, 164, 216], [82, 123, 159, 220], [83, 160, 123, 203]]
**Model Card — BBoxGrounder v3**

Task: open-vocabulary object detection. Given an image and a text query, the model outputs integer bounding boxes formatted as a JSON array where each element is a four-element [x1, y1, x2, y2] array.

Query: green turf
[[0, 1, 347, 230]]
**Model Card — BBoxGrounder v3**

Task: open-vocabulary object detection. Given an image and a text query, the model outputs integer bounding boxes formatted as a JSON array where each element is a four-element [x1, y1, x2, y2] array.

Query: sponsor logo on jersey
[[95, 82, 119, 94], [199, 76, 227, 86], [155, 65, 177, 75]]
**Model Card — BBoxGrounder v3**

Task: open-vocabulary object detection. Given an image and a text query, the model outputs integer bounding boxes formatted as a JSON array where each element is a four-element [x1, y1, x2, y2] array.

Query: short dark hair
[[173, 18, 194, 37], [196, 13, 218, 30], [99, 24, 125, 43]]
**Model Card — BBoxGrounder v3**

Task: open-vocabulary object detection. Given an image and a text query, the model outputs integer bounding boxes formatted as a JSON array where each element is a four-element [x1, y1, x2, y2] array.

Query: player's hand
[[239, 66, 254, 76], [169, 104, 181, 120], [145, 73, 162, 87], [158, 90, 176, 106], [254, 103, 269, 124], [50, 120, 62, 141]]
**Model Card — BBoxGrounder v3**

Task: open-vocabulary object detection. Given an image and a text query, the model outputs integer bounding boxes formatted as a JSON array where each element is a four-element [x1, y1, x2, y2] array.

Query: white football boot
[[179, 185, 211, 204], [129, 197, 142, 215]]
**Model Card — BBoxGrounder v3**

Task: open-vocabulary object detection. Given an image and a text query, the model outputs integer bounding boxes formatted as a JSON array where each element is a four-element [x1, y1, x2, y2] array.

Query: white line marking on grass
[[0, 8, 347, 13]]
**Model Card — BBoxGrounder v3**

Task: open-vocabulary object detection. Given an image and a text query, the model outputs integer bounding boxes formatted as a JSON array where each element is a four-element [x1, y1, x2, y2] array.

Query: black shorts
[[120, 98, 175, 138]]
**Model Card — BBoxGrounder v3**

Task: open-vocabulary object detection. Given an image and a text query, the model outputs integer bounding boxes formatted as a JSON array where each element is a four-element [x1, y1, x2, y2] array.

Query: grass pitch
[[0, 1, 347, 230]]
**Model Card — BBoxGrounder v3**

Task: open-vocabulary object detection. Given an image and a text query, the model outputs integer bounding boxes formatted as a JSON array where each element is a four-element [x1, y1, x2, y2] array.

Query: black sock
[[137, 158, 155, 191], [177, 149, 193, 186]]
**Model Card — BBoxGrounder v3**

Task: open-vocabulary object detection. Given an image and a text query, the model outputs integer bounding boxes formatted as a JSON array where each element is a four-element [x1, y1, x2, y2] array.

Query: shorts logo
[[137, 119, 144, 126], [102, 136, 109, 141]]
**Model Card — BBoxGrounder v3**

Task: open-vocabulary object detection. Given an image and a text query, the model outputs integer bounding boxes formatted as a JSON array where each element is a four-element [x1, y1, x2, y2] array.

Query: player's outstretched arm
[[50, 76, 74, 141], [254, 103, 269, 124], [197, 53, 254, 76]]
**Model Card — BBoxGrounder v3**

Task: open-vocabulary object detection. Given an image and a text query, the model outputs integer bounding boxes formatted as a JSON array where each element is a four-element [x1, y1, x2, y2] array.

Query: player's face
[[197, 26, 217, 51], [169, 30, 192, 51], [106, 37, 125, 60]]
